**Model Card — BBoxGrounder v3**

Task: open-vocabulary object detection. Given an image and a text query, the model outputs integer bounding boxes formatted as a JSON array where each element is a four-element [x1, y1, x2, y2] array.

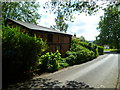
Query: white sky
[[37, 1, 105, 41]]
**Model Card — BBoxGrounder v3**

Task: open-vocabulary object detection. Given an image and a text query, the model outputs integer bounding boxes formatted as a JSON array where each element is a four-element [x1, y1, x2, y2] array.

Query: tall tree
[[44, 1, 120, 33], [2, 2, 41, 24], [51, 7, 68, 32], [96, 3, 120, 49], [43, 1, 100, 32]]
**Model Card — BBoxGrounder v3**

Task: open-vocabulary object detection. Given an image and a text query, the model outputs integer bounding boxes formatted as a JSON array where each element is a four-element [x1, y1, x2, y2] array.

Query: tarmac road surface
[[37, 54, 119, 88]]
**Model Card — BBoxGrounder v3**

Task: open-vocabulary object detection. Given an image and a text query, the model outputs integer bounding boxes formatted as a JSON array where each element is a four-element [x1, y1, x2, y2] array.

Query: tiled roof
[[8, 18, 72, 36]]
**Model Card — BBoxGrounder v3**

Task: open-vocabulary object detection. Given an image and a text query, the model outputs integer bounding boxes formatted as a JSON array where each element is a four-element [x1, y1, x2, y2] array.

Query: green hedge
[[78, 41, 98, 58], [97, 46, 104, 55], [72, 39, 104, 56], [65, 39, 104, 66], [66, 45, 94, 65], [65, 39, 95, 66], [2, 26, 47, 87]]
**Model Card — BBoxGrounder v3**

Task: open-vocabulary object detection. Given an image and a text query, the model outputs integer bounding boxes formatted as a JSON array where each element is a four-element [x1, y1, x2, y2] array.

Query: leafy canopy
[[44, 1, 120, 33], [95, 3, 120, 49], [2, 2, 41, 24], [44, 1, 100, 32]]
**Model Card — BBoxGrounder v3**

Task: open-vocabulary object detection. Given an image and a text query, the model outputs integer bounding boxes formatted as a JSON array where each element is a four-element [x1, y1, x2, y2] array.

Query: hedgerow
[[65, 43, 94, 65], [2, 25, 47, 87], [97, 46, 104, 55], [65, 39, 104, 66], [78, 41, 98, 58]]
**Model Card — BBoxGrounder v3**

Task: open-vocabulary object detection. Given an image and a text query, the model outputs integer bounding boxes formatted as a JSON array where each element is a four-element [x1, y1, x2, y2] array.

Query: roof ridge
[[7, 18, 72, 36], [8, 18, 58, 31]]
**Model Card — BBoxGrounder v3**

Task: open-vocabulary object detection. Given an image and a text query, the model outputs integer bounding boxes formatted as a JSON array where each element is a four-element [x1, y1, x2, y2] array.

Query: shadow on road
[[4, 78, 94, 89]]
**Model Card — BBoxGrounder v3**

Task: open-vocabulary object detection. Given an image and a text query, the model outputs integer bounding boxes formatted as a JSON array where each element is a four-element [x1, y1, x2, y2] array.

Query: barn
[[5, 18, 72, 57]]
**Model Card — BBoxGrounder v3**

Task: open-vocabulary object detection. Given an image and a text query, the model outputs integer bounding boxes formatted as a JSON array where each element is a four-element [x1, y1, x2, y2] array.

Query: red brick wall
[[51, 34, 71, 57]]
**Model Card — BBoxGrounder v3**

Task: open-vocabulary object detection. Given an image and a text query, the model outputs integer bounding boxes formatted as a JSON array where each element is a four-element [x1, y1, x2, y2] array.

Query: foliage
[[44, 1, 119, 32], [58, 58, 69, 68], [97, 46, 104, 55], [2, 25, 47, 87], [81, 42, 98, 58], [51, 10, 68, 32], [65, 39, 96, 66], [39, 50, 66, 72], [2, 2, 40, 24], [65, 54, 76, 66], [45, 1, 120, 34], [79, 36, 87, 42], [43, 1, 101, 32], [66, 45, 94, 65], [104, 49, 117, 51], [95, 4, 120, 49], [72, 39, 99, 58], [65, 39, 104, 66]]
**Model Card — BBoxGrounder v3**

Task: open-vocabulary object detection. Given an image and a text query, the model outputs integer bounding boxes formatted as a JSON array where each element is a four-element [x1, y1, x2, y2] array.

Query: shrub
[[39, 50, 63, 72], [97, 46, 104, 55], [65, 51, 77, 65], [93, 45, 99, 58], [65, 39, 105, 66], [76, 47, 94, 62], [2, 26, 47, 87], [78, 42, 99, 58], [58, 58, 69, 68], [65, 45, 94, 65]]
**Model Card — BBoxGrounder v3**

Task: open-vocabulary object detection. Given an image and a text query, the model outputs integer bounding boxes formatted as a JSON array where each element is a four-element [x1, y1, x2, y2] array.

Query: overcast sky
[[37, 1, 105, 41]]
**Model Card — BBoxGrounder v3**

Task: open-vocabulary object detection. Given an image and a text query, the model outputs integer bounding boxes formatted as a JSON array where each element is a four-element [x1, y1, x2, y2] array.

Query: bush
[[2, 26, 47, 87], [97, 46, 104, 55], [65, 51, 77, 65], [78, 42, 99, 58], [39, 50, 63, 72], [73, 40, 104, 58], [77, 47, 94, 62], [65, 39, 104, 66], [58, 58, 69, 68], [65, 45, 94, 65]]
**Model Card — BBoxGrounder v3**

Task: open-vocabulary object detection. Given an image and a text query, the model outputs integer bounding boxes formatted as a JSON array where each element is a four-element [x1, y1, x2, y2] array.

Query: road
[[36, 54, 119, 88]]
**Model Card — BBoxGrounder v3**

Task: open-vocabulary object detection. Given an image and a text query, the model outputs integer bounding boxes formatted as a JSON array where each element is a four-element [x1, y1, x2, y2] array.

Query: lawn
[[104, 49, 117, 51]]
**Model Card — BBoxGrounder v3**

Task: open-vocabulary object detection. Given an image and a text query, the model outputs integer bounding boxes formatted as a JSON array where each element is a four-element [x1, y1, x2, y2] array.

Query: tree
[[79, 36, 86, 42], [51, 12, 68, 32], [43, 1, 100, 32], [96, 3, 120, 49], [44, 1, 120, 32], [2, 2, 41, 24]]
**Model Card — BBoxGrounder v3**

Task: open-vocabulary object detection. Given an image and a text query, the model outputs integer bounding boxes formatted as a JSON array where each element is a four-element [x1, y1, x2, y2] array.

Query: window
[[47, 34, 53, 42]]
